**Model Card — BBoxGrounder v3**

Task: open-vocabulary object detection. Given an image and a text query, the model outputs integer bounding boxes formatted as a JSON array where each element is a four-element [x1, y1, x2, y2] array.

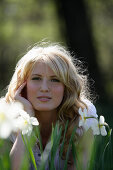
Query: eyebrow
[[31, 74, 57, 78]]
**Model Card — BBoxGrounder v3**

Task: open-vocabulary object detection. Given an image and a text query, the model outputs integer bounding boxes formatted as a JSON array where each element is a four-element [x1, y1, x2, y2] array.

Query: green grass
[[0, 118, 112, 170]]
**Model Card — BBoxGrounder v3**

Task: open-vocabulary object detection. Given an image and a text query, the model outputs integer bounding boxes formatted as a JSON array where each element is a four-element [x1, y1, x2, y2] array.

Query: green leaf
[[64, 127, 77, 170], [60, 121, 68, 159], [21, 134, 37, 170]]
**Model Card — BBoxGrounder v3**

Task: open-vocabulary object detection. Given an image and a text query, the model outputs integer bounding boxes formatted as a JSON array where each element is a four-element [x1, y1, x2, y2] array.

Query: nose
[[40, 79, 50, 92]]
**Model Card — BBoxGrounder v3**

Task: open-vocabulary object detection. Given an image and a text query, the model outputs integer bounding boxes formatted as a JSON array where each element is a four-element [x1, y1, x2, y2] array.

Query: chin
[[34, 107, 53, 111]]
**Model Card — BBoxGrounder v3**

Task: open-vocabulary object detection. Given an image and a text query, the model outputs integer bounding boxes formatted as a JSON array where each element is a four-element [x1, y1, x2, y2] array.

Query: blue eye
[[51, 78, 60, 82], [32, 77, 41, 80]]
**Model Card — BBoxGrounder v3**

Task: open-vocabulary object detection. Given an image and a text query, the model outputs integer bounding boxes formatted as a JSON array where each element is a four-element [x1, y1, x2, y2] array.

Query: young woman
[[6, 43, 97, 170]]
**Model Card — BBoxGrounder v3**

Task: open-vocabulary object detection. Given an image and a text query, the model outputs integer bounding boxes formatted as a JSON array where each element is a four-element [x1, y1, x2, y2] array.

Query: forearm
[[10, 133, 26, 170]]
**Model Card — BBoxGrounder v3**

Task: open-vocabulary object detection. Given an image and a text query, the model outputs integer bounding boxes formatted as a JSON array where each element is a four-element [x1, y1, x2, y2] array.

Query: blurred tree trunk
[[54, 0, 104, 101]]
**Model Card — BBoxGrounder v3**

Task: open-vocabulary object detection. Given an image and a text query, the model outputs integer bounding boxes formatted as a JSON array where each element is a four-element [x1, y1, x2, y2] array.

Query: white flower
[[90, 119, 100, 135], [0, 98, 39, 138], [91, 116, 107, 136], [0, 111, 13, 139], [17, 110, 39, 136], [0, 98, 23, 139], [78, 104, 108, 136], [79, 107, 89, 131], [99, 116, 107, 136], [81, 99, 98, 129], [82, 99, 97, 118], [8, 101, 24, 118]]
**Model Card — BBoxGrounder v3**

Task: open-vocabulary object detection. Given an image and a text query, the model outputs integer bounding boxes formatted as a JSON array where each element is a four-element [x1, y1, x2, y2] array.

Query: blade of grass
[[63, 127, 77, 170], [25, 136, 37, 170], [38, 123, 62, 170], [102, 129, 112, 170], [0, 139, 11, 170], [21, 134, 37, 170], [50, 124, 62, 170], [87, 136, 99, 170], [34, 126, 43, 155], [59, 121, 68, 159], [71, 140, 77, 168]]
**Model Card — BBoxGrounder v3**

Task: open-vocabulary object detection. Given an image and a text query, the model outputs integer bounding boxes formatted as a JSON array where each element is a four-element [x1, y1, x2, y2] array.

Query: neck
[[35, 110, 57, 126], [35, 110, 58, 149]]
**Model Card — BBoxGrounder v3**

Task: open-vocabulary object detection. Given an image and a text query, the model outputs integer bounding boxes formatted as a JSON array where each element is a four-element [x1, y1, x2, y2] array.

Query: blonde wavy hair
[[5, 42, 90, 159]]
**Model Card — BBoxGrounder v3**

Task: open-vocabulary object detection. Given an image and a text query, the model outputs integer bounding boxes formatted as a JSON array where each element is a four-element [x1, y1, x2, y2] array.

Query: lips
[[37, 96, 51, 102]]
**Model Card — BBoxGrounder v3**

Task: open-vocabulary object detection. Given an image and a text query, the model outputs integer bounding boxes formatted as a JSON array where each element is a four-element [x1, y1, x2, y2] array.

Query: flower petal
[[91, 119, 100, 135], [30, 117, 39, 126], [19, 110, 29, 119], [99, 116, 105, 125], [78, 107, 82, 116], [84, 108, 88, 116], [79, 119, 83, 127], [83, 99, 98, 118], [100, 126, 107, 136], [83, 121, 90, 131], [0, 122, 12, 139], [92, 126, 100, 135]]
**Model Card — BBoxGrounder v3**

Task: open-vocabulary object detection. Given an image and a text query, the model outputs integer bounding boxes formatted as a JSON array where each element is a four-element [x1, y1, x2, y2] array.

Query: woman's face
[[26, 62, 64, 112]]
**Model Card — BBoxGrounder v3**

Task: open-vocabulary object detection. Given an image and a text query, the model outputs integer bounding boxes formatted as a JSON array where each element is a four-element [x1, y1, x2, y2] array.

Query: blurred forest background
[[0, 0, 113, 129]]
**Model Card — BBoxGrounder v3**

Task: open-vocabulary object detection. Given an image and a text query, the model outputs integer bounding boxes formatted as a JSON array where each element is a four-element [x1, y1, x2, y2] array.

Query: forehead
[[31, 62, 56, 76]]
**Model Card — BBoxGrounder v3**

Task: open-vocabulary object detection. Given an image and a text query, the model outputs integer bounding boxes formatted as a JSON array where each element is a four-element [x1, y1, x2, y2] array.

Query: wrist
[[26, 109, 35, 117]]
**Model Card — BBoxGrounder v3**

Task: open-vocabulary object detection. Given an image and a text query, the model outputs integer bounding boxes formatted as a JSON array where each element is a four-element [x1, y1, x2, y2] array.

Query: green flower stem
[[85, 116, 97, 119], [21, 133, 37, 170]]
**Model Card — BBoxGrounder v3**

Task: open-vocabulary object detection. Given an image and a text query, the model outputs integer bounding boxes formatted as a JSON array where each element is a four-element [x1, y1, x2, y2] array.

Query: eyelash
[[32, 77, 41, 80], [31, 77, 60, 82], [51, 78, 60, 82]]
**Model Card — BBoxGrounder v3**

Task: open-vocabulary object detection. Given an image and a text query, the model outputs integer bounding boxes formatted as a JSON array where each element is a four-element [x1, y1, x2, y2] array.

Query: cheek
[[26, 82, 37, 98], [53, 86, 64, 100]]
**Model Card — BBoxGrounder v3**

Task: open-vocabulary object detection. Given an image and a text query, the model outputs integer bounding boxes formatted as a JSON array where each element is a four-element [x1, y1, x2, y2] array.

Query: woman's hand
[[14, 82, 34, 116]]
